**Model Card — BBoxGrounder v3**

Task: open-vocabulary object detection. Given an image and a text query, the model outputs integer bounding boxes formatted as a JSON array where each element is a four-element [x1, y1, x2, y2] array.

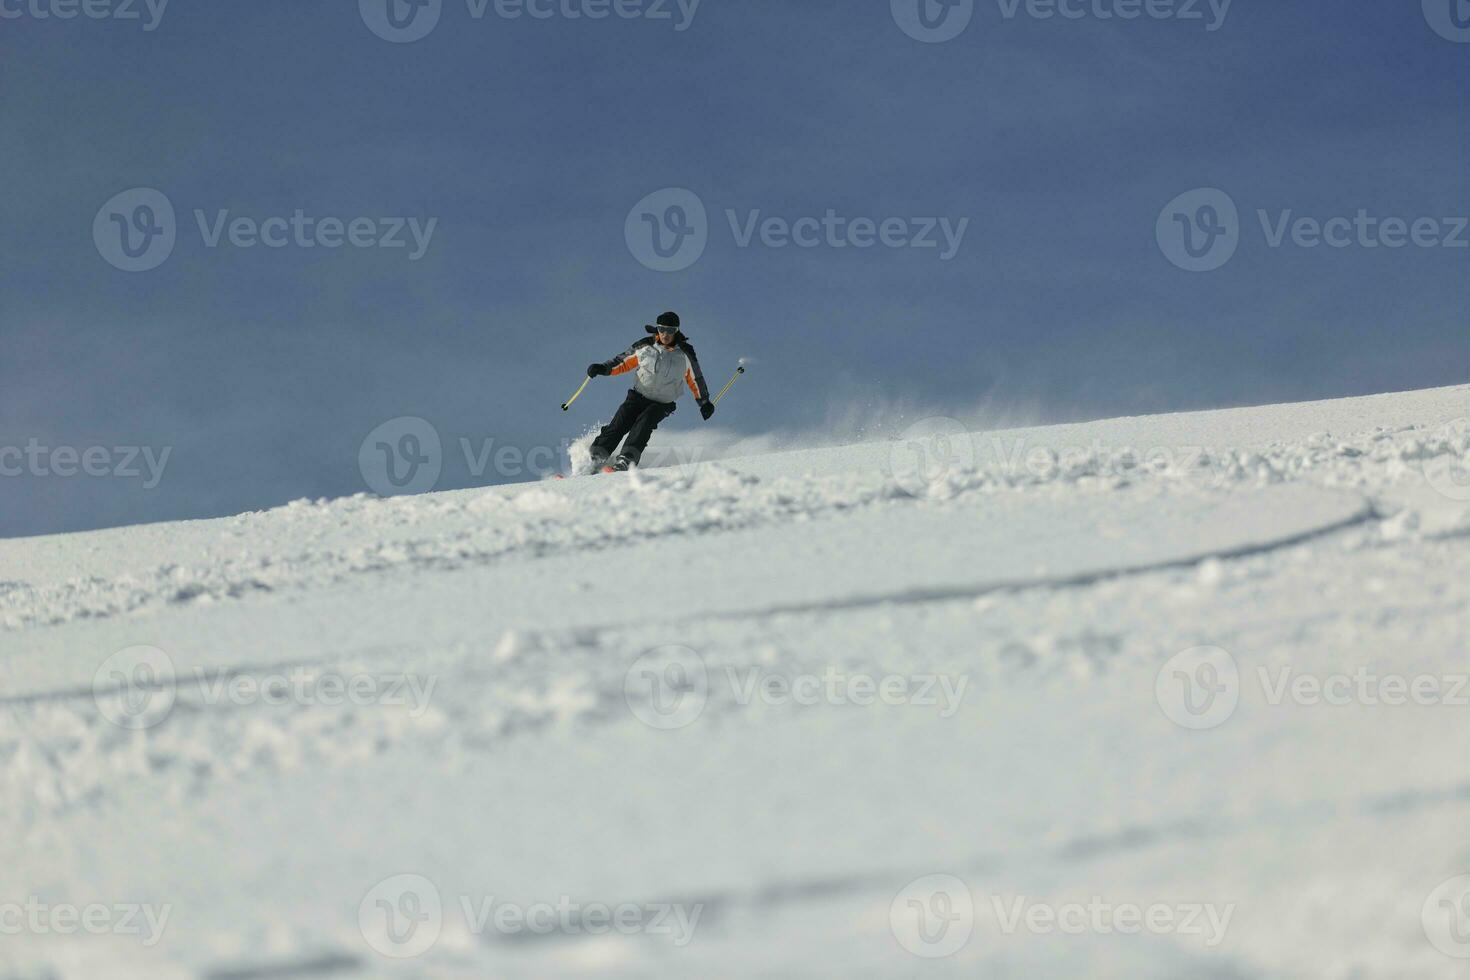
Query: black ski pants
[[591, 390, 677, 465]]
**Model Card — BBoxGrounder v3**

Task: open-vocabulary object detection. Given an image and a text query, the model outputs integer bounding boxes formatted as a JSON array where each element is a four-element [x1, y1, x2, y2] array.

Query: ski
[[549, 460, 631, 479]]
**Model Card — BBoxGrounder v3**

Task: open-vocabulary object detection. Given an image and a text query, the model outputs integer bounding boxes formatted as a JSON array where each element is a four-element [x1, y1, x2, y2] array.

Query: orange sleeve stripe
[[610, 355, 639, 377], [685, 370, 700, 397]]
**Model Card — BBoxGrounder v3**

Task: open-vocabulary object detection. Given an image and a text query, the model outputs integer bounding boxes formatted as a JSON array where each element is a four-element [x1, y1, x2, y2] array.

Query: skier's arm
[[591, 338, 653, 377], [681, 345, 711, 403], [681, 344, 716, 419], [609, 354, 640, 376]]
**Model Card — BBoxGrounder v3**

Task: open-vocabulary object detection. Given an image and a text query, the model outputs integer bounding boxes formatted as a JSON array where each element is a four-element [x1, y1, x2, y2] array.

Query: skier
[[584, 311, 715, 472]]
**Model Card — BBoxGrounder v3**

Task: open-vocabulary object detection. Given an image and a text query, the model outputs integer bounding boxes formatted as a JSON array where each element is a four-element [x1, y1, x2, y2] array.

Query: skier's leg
[[618, 400, 677, 466], [590, 391, 647, 465]]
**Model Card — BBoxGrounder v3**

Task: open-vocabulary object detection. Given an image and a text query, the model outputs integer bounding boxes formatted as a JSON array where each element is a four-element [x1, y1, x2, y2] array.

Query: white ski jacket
[[604, 330, 711, 406]]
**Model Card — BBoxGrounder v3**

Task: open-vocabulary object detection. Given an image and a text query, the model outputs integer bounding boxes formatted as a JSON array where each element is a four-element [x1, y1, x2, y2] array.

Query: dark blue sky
[[3, 0, 1468, 536]]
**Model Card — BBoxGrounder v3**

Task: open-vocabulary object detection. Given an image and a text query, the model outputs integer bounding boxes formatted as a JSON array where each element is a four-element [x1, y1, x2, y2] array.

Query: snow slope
[[4, 384, 1470, 978]]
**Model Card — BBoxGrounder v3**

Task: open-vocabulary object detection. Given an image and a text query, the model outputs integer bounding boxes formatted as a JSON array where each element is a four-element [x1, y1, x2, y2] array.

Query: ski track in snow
[[4, 414, 1464, 636], [3, 387, 1470, 978]]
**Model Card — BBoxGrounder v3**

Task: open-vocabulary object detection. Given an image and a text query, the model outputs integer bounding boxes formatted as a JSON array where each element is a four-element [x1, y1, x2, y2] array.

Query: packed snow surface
[[4, 384, 1470, 978]]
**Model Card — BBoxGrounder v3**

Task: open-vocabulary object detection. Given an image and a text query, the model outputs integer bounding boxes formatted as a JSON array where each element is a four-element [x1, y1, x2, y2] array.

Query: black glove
[[700, 401, 715, 421], [587, 363, 610, 378]]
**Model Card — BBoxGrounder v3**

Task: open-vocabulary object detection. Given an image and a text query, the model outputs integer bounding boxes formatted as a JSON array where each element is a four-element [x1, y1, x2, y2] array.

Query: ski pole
[[713, 366, 745, 406], [561, 377, 591, 412]]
